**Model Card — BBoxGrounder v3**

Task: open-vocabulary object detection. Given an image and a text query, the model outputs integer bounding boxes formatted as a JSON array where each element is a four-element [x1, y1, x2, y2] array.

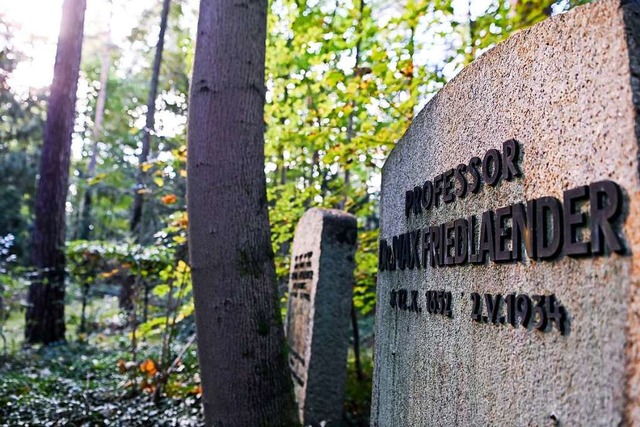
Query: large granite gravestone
[[372, 1, 640, 425], [284, 208, 357, 425]]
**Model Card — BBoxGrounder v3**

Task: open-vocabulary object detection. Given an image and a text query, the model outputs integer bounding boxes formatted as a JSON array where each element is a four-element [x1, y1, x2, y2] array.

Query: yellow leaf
[[154, 177, 164, 187], [176, 260, 190, 273], [173, 235, 187, 245], [88, 173, 107, 186], [179, 169, 187, 178], [141, 162, 154, 172]]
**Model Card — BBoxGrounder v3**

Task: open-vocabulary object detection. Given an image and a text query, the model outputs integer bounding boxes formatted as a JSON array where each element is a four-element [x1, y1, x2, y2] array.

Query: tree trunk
[[351, 300, 364, 382], [187, 0, 298, 424], [26, 0, 87, 345], [339, 0, 365, 210], [79, 15, 112, 240], [130, 0, 171, 239]]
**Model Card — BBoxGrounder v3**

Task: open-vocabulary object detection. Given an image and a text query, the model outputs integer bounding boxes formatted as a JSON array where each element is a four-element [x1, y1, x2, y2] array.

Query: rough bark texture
[[26, 0, 86, 344], [187, 0, 298, 425], [130, 0, 171, 239]]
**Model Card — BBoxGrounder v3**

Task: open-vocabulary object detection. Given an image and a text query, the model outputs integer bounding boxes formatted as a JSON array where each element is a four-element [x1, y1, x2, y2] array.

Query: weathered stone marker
[[285, 208, 357, 426], [373, 1, 640, 425]]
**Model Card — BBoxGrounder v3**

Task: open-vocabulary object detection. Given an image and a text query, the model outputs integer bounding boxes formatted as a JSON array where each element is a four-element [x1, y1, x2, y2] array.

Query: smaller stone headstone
[[284, 208, 357, 426]]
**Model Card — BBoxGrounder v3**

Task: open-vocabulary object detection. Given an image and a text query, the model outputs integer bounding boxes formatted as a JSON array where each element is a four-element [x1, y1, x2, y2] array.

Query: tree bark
[[339, 0, 365, 210], [130, 0, 171, 239], [26, 0, 87, 344], [187, 0, 298, 425]]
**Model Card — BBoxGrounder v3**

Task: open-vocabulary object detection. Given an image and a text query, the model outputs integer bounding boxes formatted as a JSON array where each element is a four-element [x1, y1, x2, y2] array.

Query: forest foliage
[[0, 0, 592, 424]]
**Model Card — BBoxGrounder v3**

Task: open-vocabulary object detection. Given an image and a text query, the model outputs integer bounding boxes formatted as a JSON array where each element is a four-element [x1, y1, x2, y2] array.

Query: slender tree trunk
[[187, 0, 298, 424], [79, 15, 112, 240], [26, 0, 87, 345], [339, 0, 365, 210], [351, 300, 363, 382], [130, 0, 171, 239]]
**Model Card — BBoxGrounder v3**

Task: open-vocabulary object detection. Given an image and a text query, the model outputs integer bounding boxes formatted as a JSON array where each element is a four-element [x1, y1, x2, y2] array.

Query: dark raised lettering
[[468, 215, 481, 263], [590, 180, 624, 255], [379, 239, 388, 271], [471, 293, 482, 321], [502, 139, 521, 180], [430, 226, 440, 268], [478, 210, 495, 263], [405, 190, 414, 217], [392, 235, 401, 270], [455, 164, 468, 199], [468, 157, 482, 193], [434, 174, 444, 207], [485, 293, 503, 324], [439, 224, 446, 266], [398, 289, 408, 310], [423, 229, 431, 268], [412, 186, 423, 215], [482, 149, 502, 186], [536, 196, 563, 259], [422, 180, 434, 210], [494, 206, 513, 262], [443, 168, 455, 204], [410, 230, 421, 269], [454, 218, 468, 265], [512, 201, 537, 260], [444, 221, 455, 265], [400, 233, 411, 270], [563, 185, 590, 256], [387, 243, 396, 271], [410, 290, 421, 312]]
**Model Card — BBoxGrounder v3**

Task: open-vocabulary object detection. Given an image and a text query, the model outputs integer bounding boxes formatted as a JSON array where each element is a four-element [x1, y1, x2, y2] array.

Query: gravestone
[[284, 208, 357, 425], [372, 1, 640, 425]]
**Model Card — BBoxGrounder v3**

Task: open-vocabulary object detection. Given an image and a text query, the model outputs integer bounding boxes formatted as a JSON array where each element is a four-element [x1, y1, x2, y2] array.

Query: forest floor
[[0, 296, 372, 426], [0, 296, 203, 426]]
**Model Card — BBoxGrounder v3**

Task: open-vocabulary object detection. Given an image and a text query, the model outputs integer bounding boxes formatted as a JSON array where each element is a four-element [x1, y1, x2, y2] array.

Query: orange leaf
[[161, 194, 177, 205], [140, 359, 158, 377]]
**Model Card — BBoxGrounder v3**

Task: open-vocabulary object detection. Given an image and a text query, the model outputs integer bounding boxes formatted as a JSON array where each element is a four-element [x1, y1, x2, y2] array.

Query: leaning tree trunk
[[130, 0, 171, 240], [187, 0, 298, 425], [26, 0, 87, 345]]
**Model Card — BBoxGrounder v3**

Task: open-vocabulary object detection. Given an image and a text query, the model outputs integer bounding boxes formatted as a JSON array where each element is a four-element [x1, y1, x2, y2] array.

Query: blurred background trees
[[0, 0, 593, 423]]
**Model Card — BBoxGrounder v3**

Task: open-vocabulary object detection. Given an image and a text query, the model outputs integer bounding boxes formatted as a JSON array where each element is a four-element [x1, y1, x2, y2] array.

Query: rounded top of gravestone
[[303, 207, 357, 222], [297, 208, 357, 246], [383, 0, 639, 179]]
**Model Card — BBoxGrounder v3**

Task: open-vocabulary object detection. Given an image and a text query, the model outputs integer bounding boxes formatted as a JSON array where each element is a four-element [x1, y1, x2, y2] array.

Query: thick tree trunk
[[130, 0, 171, 239], [187, 0, 298, 425], [26, 0, 86, 345]]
